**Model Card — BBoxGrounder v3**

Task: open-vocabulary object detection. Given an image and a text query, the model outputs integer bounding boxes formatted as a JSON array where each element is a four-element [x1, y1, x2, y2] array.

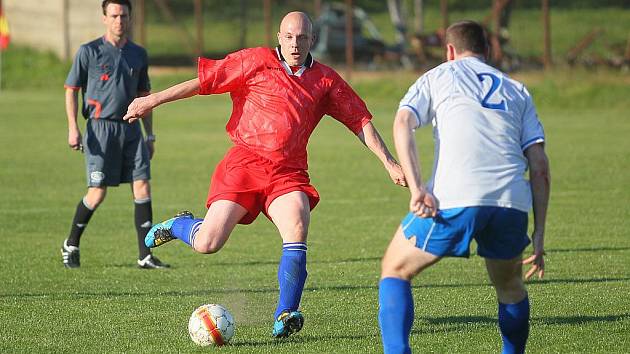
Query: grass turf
[[0, 68, 629, 352]]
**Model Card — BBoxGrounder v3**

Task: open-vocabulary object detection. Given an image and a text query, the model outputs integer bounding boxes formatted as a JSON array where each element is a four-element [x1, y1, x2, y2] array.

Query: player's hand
[[68, 128, 83, 152], [146, 140, 155, 159], [387, 162, 407, 187], [124, 95, 154, 123], [409, 187, 437, 218], [523, 230, 545, 280]]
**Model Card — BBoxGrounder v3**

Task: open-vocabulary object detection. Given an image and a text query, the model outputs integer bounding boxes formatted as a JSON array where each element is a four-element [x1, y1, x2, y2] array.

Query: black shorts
[[83, 119, 150, 187]]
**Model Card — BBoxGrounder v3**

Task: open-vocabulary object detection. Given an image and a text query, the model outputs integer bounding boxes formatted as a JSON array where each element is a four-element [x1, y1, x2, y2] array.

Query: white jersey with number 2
[[399, 56, 545, 212]]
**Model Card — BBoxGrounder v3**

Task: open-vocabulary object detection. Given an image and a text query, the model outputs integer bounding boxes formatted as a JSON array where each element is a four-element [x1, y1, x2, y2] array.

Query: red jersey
[[198, 47, 372, 170]]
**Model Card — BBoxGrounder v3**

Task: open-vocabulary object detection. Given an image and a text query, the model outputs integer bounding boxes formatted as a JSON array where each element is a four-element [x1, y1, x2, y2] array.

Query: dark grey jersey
[[65, 37, 151, 121]]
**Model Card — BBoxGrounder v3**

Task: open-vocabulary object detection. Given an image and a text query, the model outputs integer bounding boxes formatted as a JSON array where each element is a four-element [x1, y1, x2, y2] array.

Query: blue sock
[[498, 295, 530, 354], [170, 217, 203, 247], [274, 242, 307, 319], [378, 277, 413, 354]]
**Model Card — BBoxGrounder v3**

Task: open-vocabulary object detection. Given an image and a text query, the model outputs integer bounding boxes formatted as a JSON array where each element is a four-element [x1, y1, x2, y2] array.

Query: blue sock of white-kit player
[[171, 218, 203, 247], [378, 277, 413, 354], [274, 242, 307, 319], [498, 296, 530, 354]]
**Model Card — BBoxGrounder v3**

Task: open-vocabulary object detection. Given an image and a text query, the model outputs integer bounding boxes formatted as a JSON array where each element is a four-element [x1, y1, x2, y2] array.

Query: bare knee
[[191, 231, 227, 254], [486, 257, 528, 303], [381, 253, 433, 281], [380, 230, 440, 281], [193, 242, 222, 254], [85, 187, 107, 208], [381, 260, 415, 282], [283, 221, 308, 243], [494, 278, 527, 304], [132, 180, 151, 200]]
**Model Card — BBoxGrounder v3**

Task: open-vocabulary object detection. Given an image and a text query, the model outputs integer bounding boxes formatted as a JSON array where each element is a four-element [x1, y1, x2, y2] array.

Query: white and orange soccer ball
[[188, 304, 235, 346]]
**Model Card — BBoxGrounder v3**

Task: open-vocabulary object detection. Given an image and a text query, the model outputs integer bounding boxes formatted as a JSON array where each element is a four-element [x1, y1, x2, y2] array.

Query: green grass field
[[0, 67, 628, 353]]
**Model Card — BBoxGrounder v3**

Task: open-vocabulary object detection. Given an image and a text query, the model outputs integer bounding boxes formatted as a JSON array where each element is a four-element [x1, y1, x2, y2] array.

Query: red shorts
[[206, 146, 320, 224]]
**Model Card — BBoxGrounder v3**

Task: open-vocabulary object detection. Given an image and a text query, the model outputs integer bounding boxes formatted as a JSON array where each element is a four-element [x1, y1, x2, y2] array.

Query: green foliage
[[1, 6, 629, 90], [139, 4, 630, 63], [417, 0, 629, 10], [0, 69, 629, 353]]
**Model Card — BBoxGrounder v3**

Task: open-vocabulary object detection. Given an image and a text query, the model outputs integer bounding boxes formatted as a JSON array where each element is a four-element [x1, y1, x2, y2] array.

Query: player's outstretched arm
[[523, 143, 550, 279], [393, 109, 437, 218], [124, 78, 200, 123], [357, 122, 406, 187]]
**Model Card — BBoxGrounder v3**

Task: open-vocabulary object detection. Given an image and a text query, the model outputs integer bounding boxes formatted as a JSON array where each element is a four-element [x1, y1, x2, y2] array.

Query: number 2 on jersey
[[476, 73, 507, 111]]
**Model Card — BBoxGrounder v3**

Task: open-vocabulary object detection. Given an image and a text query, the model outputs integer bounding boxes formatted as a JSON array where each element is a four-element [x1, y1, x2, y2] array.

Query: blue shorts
[[400, 207, 530, 259]]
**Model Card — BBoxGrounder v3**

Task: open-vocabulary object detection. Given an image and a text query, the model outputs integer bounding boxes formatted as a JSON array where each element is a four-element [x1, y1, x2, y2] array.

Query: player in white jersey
[[378, 21, 550, 354]]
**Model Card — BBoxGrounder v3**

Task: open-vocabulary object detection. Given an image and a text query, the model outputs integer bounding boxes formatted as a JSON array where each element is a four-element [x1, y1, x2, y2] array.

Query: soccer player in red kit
[[124, 12, 405, 338]]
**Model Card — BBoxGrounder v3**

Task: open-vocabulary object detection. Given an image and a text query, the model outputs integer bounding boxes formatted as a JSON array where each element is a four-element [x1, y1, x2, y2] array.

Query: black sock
[[67, 198, 95, 247], [134, 198, 152, 259]]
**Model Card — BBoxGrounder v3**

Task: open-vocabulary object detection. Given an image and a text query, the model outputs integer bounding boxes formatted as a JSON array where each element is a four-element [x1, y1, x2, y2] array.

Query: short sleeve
[[64, 46, 88, 90], [398, 75, 431, 128], [198, 51, 245, 95], [324, 74, 372, 134], [137, 49, 151, 93], [520, 88, 545, 150]]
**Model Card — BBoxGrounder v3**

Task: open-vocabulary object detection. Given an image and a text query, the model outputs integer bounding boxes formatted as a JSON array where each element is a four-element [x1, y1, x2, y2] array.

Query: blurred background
[[1, 0, 629, 90]]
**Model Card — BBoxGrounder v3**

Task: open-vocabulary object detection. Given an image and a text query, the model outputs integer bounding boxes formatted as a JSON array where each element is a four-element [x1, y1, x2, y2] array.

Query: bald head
[[280, 12, 312, 36], [277, 12, 314, 66]]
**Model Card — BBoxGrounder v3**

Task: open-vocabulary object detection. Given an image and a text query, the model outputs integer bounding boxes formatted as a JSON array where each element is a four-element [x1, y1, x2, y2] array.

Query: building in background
[[4, 0, 106, 60]]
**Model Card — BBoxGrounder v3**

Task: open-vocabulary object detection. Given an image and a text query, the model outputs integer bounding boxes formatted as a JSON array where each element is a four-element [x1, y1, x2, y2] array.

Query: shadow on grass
[[5, 275, 629, 300], [103, 256, 383, 269], [194, 256, 383, 268], [536, 313, 630, 325], [417, 313, 630, 327], [410, 315, 496, 334], [229, 332, 380, 347], [547, 246, 630, 253]]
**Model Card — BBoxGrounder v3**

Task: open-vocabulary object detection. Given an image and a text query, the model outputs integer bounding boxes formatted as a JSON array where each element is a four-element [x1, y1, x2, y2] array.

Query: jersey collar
[[275, 46, 314, 77], [101, 35, 129, 50]]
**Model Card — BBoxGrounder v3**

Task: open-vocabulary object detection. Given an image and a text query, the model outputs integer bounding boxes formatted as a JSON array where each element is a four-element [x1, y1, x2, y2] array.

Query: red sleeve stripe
[[198, 308, 225, 346], [351, 114, 373, 135], [64, 85, 81, 90]]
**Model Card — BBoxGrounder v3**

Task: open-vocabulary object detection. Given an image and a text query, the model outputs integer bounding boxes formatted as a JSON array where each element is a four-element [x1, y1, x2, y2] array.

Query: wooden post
[[566, 28, 603, 65], [264, 0, 272, 47], [314, 0, 322, 18], [542, 0, 552, 69], [440, 0, 448, 34], [194, 0, 203, 56], [414, 0, 423, 34], [345, 0, 354, 81], [491, 0, 503, 64], [134, 0, 147, 46]]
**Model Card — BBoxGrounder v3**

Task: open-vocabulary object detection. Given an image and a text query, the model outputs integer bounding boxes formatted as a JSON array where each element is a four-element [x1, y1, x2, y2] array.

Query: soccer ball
[[188, 304, 235, 346]]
